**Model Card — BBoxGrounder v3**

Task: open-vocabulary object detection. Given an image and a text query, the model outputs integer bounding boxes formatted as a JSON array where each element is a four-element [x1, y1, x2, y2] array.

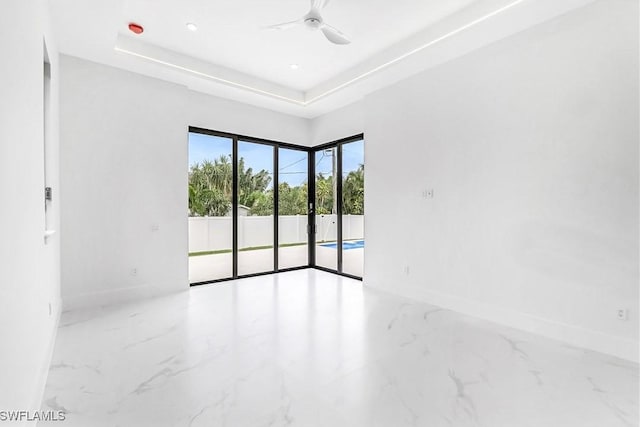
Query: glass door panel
[[188, 132, 233, 283], [315, 148, 338, 270], [189, 127, 362, 283], [278, 148, 309, 269], [341, 139, 365, 277], [237, 141, 275, 275]]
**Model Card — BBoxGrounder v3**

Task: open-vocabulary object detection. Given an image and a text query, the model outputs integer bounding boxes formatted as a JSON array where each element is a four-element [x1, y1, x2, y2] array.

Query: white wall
[[309, 100, 365, 146], [188, 90, 309, 146], [363, 0, 639, 361], [59, 56, 310, 309], [57, 0, 637, 366], [0, 0, 61, 416]]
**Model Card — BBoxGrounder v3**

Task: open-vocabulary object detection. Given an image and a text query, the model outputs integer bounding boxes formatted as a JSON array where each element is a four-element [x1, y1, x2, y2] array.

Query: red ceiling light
[[128, 23, 144, 34]]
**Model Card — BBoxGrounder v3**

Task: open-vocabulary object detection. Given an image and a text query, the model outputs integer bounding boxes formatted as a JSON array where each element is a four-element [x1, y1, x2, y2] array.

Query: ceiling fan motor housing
[[304, 14, 323, 30], [269, 4, 350, 44]]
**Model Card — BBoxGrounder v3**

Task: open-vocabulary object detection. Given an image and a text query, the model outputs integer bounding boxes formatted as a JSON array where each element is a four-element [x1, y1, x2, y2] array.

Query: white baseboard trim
[[62, 282, 185, 312], [365, 281, 638, 363], [31, 296, 61, 414]]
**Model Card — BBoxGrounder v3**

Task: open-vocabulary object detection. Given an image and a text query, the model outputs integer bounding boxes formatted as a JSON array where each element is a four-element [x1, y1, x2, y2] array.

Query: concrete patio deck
[[189, 245, 363, 283]]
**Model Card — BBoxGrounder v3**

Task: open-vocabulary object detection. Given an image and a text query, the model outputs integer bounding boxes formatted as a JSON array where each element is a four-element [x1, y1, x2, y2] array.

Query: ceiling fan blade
[[311, 0, 330, 11], [321, 24, 350, 45], [266, 19, 303, 30]]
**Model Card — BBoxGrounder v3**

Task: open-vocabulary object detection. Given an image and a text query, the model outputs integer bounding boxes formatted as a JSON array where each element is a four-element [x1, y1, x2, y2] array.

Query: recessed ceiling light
[[186, 22, 198, 32], [290, 64, 299, 70]]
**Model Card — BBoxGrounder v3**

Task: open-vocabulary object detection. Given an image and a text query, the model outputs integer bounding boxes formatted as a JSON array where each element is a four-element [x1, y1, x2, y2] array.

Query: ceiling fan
[[268, 0, 351, 45]]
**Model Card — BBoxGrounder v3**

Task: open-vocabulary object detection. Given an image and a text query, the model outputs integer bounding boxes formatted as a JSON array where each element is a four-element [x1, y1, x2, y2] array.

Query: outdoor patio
[[188, 244, 364, 283], [188, 214, 364, 282]]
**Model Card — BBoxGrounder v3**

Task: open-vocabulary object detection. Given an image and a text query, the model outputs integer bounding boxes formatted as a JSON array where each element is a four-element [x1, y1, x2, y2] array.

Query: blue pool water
[[320, 240, 364, 250]]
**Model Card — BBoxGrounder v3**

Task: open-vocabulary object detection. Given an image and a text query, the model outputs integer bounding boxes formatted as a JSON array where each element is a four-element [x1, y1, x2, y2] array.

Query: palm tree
[[189, 158, 363, 217], [342, 164, 364, 214], [278, 183, 308, 215], [188, 156, 233, 216], [238, 158, 272, 209], [315, 173, 334, 214], [189, 156, 275, 216]]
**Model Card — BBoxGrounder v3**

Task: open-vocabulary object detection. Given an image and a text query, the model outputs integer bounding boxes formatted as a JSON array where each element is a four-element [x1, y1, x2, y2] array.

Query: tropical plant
[[188, 157, 362, 217], [189, 156, 274, 216], [238, 158, 272, 208], [342, 164, 364, 214], [315, 173, 334, 214], [278, 183, 308, 215], [248, 183, 308, 216], [189, 156, 233, 216]]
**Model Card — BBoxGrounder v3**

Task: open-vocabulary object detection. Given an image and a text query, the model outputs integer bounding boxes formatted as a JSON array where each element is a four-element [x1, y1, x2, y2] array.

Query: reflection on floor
[[42, 270, 638, 426]]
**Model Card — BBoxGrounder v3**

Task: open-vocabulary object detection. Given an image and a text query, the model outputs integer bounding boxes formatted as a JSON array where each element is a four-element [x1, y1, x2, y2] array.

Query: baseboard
[[62, 282, 184, 312], [31, 296, 61, 413], [365, 281, 638, 363]]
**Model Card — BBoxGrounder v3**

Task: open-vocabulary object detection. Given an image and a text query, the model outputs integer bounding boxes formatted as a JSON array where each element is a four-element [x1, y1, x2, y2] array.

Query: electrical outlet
[[617, 309, 628, 321], [131, 268, 138, 277], [403, 265, 410, 275]]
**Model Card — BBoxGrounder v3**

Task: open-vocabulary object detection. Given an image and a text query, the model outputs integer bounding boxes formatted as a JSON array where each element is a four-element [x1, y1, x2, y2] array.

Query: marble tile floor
[[41, 269, 638, 427]]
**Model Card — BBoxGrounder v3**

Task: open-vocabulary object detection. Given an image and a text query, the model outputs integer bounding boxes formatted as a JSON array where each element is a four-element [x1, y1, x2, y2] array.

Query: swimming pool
[[319, 240, 364, 250]]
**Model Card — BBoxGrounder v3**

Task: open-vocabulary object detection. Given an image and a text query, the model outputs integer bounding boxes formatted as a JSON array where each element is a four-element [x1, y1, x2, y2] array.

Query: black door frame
[[188, 126, 364, 285], [310, 135, 363, 280]]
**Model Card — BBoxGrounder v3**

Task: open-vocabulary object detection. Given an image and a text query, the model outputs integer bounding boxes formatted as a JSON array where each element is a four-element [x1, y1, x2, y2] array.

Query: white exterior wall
[[188, 215, 364, 252]]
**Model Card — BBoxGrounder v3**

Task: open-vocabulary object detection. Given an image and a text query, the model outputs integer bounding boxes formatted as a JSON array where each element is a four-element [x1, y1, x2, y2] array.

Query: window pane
[[315, 148, 337, 270], [278, 148, 308, 269], [237, 141, 274, 275], [188, 132, 233, 282], [341, 140, 364, 277]]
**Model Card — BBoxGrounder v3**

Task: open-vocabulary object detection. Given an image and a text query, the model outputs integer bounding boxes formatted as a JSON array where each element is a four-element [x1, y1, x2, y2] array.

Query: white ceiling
[[50, 0, 596, 118], [120, 0, 476, 91]]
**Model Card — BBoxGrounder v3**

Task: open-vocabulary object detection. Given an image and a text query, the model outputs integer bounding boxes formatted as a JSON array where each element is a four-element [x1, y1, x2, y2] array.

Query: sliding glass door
[[314, 148, 338, 270], [312, 137, 364, 277], [237, 141, 275, 275], [341, 139, 365, 277], [278, 147, 309, 269], [188, 128, 312, 284], [188, 127, 363, 284], [188, 132, 233, 283]]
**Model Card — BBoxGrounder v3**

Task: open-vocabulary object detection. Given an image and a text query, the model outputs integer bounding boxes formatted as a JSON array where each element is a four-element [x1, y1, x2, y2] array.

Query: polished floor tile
[[41, 270, 638, 426]]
